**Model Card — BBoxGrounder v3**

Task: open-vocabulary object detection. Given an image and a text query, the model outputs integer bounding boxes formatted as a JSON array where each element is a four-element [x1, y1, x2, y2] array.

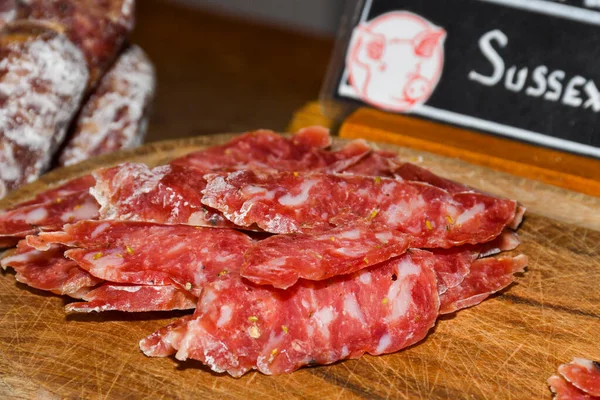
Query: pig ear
[[413, 29, 446, 58], [356, 24, 385, 42]]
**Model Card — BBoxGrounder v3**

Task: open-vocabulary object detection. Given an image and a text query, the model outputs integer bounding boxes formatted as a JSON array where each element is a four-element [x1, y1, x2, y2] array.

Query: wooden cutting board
[[0, 134, 598, 400]]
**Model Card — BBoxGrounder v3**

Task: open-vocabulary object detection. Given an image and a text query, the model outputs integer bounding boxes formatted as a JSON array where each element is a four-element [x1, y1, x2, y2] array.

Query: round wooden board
[[1, 134, 599, 399]]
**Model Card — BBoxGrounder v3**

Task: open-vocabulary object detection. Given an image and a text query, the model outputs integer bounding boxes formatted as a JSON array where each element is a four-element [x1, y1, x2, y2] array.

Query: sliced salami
[[0, 21, 88, 197], [202, 170, 517, 248], [548, 374, 598, 400], [439, 254, 528, 314], [241, 223, 410, 289], [0, 189, 99, 242], [29, 220, 253, 295], [343, 151, 526, 230], [65, 284, 196, 313], [342, 149, 397, 177], [559, 359, 600, 397], [58, 45, 156, 167], [170, 127, 369, 174], [1, 240, 101, 297], [142, 250, 440, 377], [5, 175, 95, 209], [17, 0, 136, 87], [140, 315, 192, 357], [92, 163, 235, 228]]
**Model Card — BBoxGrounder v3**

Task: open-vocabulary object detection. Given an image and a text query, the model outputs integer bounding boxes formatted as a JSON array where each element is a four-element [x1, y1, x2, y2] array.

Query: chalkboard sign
[[321, 0, 600, 158]]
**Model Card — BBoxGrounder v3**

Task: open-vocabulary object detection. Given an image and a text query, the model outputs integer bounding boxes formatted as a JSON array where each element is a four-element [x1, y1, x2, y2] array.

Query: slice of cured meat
[[429, 247, 478, 295], [90, 129, 371, 227], [17, 0, 136, 88], [92, 163, 235, 228], [430, 230, 520, 295], [548, 375, 599, 400], [559, 359, 600, 397], [342, 151, 526, 230], [58, 45, 156, 167], [241, 223, 410, 289], [0, 190, 99, 242], [4, 175, 95, 209], [140, 315, 193, 357], [0, 21, 88, 197], [202, 170, 517, 248], [65, 284, 196, 313], [342, 149, 397, 177], [1, 240, 101, 297], [439, 254, 528, 314], [29, 220, 253, 295], [478, 230, 520, 258], [141, 250, 440, 377], [170, 127, 369, 174]]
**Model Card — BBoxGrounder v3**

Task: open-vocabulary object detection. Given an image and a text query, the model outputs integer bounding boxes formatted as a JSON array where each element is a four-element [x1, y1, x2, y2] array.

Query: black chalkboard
[[322, 0, 600, 158]]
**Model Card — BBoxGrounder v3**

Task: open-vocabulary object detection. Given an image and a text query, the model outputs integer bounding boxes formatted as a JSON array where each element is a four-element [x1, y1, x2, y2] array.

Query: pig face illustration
[[347, 12, 446, 112]]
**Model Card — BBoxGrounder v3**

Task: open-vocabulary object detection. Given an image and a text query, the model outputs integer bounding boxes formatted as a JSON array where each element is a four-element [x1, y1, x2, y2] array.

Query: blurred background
[[134, 0, 344, 142]]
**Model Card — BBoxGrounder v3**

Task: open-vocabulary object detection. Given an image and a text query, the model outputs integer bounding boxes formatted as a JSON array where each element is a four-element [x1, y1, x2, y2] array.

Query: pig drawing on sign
[[346, 12, 446, 112]]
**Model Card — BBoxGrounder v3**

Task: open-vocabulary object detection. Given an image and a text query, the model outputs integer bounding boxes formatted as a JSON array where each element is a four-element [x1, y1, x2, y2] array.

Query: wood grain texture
[[1, 134, 599, 399]]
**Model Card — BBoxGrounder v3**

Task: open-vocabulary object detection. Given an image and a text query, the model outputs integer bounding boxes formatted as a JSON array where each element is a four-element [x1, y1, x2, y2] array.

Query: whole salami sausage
[[0, 0, 15, 29], [17, 0, 136, 87], [0, 21, 88, 198], [58, 45, 156, 167]]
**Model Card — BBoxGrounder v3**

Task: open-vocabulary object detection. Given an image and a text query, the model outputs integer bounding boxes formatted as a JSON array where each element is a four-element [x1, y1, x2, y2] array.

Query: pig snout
[[404, 76, 431, 102]]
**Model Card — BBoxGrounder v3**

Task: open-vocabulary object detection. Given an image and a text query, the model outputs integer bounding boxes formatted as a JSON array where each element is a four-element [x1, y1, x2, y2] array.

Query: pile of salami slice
[[548, 358, 600, 399], [0, 127, 528, 377]]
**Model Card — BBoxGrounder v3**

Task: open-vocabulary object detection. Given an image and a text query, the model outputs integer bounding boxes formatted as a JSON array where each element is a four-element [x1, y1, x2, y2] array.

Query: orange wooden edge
[[339, 108, 600, 198]]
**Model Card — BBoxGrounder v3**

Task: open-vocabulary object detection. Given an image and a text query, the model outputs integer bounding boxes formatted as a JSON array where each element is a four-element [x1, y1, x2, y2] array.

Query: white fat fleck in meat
[[455, 203, 485, 226], [312, 306, 336, 340], [358, 270, 372, 284], [340, 345, 350, 359], [262, 257, 288, 270], [85, 252, 124, 273], [167, 241, 187, 255], [336, 228, 361, 240], [375, 333, 392, 354], [382, 195, 426, 227], [199, 288, 217, 313], [109, 286, 142, 293], [90, 222, 111, 238], [343, 293, 366, 325], [278, 179, 318, 207], [216, 305, 233, 328], [386, 259, 421, 321], [375, 231, 393, 243], [334, 246, 366, 258], [397, 258, 421, 279], [60, 201, 98, 222], [242, 185, 267, 195], [193, 266, 206, 286], [215, 252, 235, 263], [187, 211, 207, 226], [24, 207, 48, 224]]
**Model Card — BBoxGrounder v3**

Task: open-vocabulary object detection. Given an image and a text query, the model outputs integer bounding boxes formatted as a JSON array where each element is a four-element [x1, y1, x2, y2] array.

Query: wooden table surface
[[131, 0, 333, 141]]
